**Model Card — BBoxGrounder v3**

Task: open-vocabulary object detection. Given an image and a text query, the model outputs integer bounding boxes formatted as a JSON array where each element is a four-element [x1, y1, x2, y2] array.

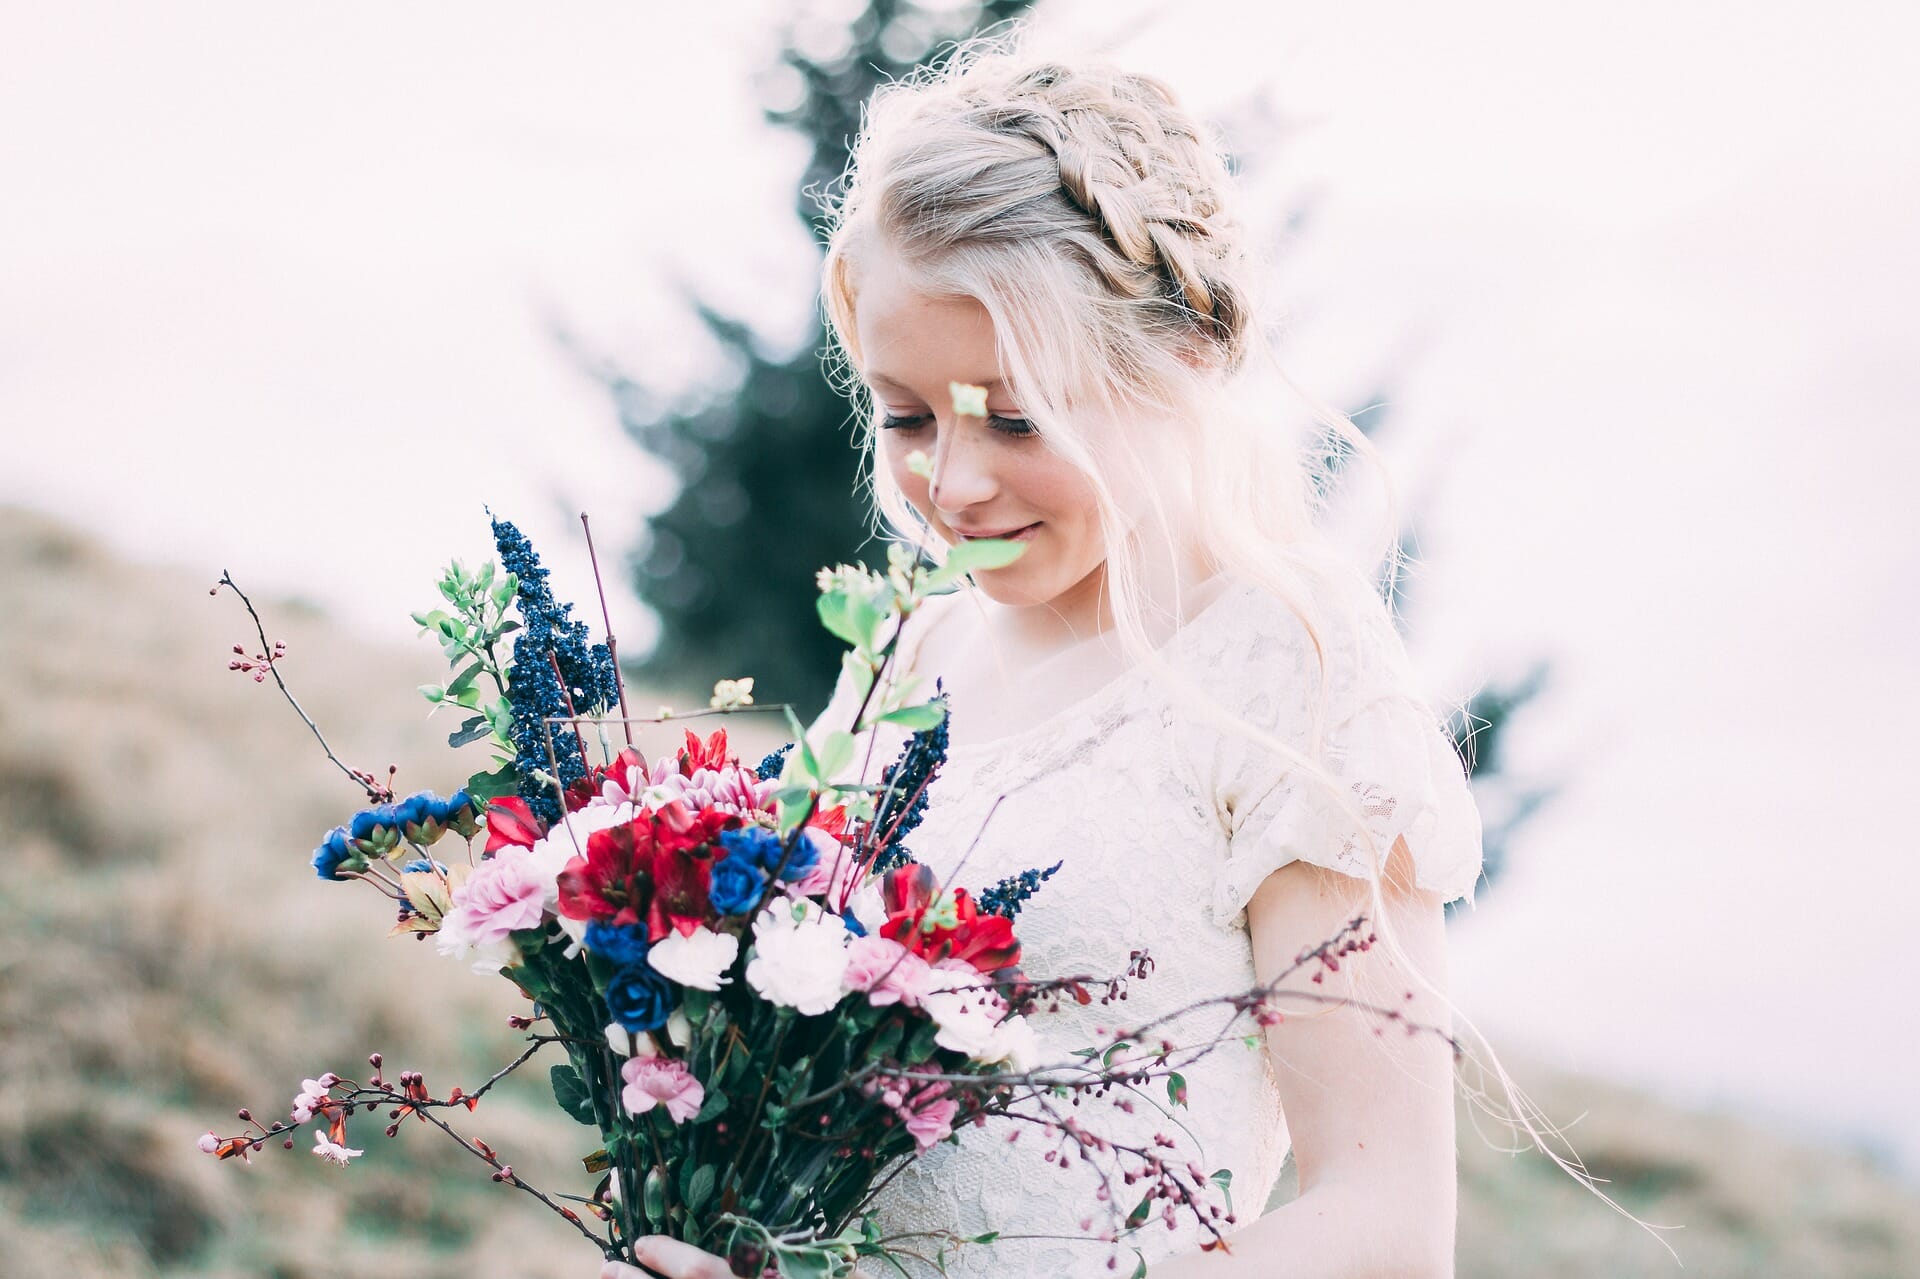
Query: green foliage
[[413, 556, 519, 768]]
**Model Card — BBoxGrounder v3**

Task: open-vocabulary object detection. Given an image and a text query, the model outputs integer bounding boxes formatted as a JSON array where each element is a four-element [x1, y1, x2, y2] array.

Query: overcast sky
[[5, 1, 1916, 1178]]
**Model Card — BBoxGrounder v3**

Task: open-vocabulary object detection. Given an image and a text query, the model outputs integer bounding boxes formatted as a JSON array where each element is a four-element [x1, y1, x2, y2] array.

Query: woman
[[607, 27, 1511, 1279]]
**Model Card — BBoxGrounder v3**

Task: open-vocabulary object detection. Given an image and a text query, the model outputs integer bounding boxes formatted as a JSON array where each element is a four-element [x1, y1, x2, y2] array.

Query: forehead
[[851, 246, 1000, 394]]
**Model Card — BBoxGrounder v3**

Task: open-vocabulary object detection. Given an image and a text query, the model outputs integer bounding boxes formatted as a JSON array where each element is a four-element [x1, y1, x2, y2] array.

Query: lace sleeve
[[1200, 575, 1485, 930]]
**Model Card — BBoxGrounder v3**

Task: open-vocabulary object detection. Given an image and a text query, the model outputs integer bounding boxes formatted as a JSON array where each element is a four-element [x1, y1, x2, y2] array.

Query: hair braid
[[969, 60, 1247, 359]]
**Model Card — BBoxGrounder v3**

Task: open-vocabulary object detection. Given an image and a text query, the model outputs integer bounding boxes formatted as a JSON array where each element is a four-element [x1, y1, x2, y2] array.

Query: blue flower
[[840, 909, 867, 938], [584, 921, 650, 967], [707, 854, 768, 916], [754, 743, 793, 781], [976, 858, 1065, 921], [443, 790, 481, 839], [491, 516, 622, 825], [311, 827, 354, 880], [349, 804, 399, 842], [715, 827, 816, 882], [605, 961, 677, 1032]]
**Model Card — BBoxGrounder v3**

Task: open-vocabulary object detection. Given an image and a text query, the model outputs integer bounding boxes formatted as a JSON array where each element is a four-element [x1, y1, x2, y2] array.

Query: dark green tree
[[577, 2, 1037, 716]]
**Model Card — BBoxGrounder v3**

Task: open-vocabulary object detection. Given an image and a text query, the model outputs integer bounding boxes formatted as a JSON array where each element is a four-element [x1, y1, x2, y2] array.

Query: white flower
[[745, 898, 851, 1016], [433, 911, 521, 976], [985, 1011, 1043, 1071], [845, 879, 888, 937], [921, 967, 1021, 1062], [644, 925, 739, 991], [312, 1130, 364, 1165], [665, 1005, 693, 1049]]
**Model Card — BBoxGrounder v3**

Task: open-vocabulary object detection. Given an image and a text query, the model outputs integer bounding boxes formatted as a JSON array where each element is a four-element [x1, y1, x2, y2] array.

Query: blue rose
[[605, 961, 677, 1032], [716, 826, 817, 883], [584, 921, 651, 967], [311, 827, 354, 880], [707, 853, 768, 916], [840, 909, 866, 939]]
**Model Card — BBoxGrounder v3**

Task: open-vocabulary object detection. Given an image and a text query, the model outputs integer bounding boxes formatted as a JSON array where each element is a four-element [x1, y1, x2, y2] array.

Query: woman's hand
[[599, 1235, 740, 1279]]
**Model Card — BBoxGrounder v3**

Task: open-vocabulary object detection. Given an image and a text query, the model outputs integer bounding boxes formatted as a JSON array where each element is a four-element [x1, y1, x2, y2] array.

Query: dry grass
[[1, 504, 1913, 1277]]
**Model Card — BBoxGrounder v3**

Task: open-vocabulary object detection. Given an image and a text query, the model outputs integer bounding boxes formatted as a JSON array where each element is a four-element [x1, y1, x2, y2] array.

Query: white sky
[[5, 1, 1917, 1177]]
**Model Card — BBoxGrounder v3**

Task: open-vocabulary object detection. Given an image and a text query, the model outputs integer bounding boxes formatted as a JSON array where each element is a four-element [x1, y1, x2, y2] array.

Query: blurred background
[[3, 0, 1916, 1275]]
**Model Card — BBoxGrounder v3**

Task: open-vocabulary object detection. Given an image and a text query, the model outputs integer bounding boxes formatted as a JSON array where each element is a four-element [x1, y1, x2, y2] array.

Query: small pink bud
[[197, 1132, 219, 1154]]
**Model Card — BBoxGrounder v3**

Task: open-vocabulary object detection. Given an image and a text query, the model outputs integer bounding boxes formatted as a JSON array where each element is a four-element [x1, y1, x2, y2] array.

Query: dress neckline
[[904, 575, 1252, 759]]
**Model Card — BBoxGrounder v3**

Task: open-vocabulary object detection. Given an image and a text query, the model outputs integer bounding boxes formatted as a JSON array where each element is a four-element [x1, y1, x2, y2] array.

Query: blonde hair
[[815, 18, 1668, 1253]]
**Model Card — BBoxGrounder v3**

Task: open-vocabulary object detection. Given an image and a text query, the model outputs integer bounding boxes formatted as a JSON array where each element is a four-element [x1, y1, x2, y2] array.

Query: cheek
[[880, 436, 935, 513]]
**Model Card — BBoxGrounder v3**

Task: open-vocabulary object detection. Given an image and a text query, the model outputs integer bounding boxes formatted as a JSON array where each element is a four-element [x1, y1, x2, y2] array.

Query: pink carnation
[[862, 1072, 958, 1152], [842, 934, 932, 1009], [441, 849, 548, 949], [621, 1055, 705, 1124]]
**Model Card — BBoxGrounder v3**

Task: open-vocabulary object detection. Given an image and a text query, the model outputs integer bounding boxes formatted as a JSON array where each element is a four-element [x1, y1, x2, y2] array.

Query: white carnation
[[920, 967, 1012, 1060], [745, 898, 851, 1016], [645, 925, 739, 991]]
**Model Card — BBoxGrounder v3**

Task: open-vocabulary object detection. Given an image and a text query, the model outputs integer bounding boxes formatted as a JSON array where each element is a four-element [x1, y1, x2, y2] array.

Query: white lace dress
[[808, 568, 1485, 1278]]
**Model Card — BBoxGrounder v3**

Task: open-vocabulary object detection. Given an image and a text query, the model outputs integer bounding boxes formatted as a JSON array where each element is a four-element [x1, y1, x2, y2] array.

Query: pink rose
[[842, 934, 933, 1009], [441, 850, 548, 949], [621, 1055, 705, 1124]]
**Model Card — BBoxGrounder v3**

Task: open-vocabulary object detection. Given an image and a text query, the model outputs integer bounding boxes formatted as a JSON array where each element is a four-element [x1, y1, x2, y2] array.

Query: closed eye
[[880, 413, 1037, 438]]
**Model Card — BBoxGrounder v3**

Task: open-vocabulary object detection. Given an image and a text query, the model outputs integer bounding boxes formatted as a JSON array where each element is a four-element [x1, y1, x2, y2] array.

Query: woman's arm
[[1151, 835, 1460, 1278]]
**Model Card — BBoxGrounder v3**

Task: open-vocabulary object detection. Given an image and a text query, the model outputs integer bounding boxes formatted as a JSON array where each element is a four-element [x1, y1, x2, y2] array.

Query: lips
[[955, 522, 1039, 540]]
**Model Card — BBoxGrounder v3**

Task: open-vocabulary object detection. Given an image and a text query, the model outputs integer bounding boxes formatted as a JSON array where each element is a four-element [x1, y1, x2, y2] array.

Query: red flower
[[484, 796, 545, 854], [555, 809, 738, 941], [878, 863, 1022, 973], [808, 803, 849, 840], [678, 727, 732, 777]]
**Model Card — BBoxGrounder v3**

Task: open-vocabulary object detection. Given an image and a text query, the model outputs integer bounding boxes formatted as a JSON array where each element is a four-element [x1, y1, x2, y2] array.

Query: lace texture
[[806, 572, 1485, 1277]]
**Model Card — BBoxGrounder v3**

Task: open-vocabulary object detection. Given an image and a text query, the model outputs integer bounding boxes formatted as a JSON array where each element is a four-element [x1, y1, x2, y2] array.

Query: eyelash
[[879, 413, 1036, 438]]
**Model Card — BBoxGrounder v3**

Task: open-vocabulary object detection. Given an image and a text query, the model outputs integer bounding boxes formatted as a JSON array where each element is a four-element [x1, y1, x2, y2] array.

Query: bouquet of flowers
[[200, 501, 1438, 1278]]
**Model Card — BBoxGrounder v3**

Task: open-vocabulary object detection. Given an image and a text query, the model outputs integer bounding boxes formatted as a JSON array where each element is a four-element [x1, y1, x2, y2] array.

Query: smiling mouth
[[956, 523, 1039, 540]]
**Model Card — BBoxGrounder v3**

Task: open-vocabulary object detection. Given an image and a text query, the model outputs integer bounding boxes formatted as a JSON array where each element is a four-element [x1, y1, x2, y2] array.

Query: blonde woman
[[604, 24, 1592, 1279]]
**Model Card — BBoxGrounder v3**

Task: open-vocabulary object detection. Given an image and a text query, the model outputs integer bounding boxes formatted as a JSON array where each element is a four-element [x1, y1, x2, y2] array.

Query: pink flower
[[862, 1072, 958, 1152], [901, 1085, 959, 1151], [620, 1055, 705, 1124], [291, 1075, 335, 1123], [792, 828, 855, 900], [842, 934, 932, 1009], [441, 849, 548, 949]]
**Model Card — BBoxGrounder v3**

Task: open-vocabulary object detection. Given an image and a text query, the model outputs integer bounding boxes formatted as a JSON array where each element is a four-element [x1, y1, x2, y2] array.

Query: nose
[[926, 416, 997, 515]]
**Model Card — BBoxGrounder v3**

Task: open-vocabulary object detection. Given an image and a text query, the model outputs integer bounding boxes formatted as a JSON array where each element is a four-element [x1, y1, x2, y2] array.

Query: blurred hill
[[0, 504, 1913, 1276]]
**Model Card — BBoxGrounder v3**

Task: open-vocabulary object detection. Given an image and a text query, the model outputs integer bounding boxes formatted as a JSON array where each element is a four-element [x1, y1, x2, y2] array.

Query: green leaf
[[876, 701, 946, 732], [815, 730, 854, 783], [1129, 1250, 1148, 1279], [549, 1064, 596, 1126], [777, 1253, 834, 1279], [446, 660, 483, 699], [928, 537, 1027, 586], [693, 1089, 729, 1124], [448, 715, 491, 748], [418, 683, 445, 704], [1167, 1071, 1188, 1108], [466, 763, 517, 801], [1102, 1039, 1132, 1069], [1125, 1191, 1153, 1229], [1209, 1168, 1234, 1216], [686, 1165, 716, 1214]]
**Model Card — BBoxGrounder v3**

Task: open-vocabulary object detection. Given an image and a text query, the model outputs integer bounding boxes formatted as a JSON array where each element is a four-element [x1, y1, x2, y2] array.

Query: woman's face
[[851, 247, 1106, 609]]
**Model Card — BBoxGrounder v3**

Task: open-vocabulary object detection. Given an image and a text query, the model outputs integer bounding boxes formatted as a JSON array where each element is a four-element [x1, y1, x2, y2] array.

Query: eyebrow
[[868, 373, 1003, 393]]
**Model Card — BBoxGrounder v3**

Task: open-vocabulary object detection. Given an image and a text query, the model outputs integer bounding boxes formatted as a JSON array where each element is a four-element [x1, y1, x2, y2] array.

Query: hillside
[[0, 505, 1913, 1277]]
